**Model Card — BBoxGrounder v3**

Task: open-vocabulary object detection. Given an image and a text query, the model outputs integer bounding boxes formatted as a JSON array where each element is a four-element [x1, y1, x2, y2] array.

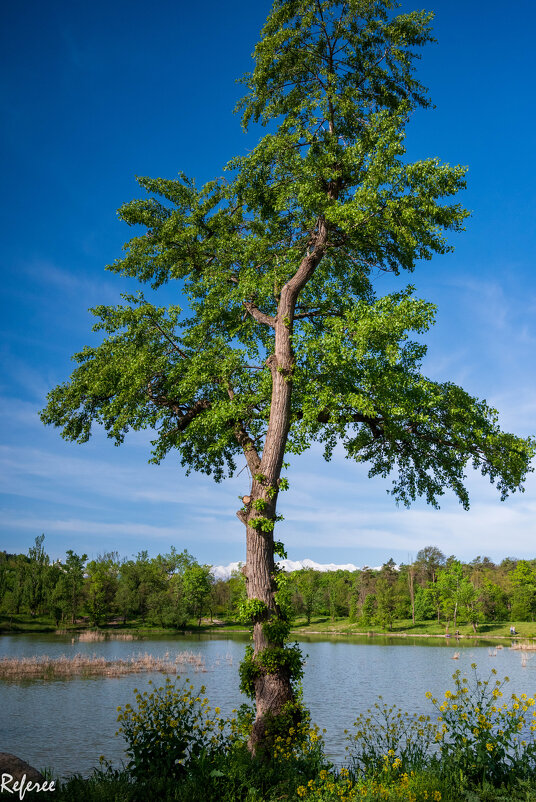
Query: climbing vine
[[237, 597, 268, 625], [239, 643, 304, 699]]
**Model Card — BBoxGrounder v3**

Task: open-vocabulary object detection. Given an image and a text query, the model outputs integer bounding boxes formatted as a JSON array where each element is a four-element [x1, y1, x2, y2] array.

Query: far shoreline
[[2, 614, 536, 643]]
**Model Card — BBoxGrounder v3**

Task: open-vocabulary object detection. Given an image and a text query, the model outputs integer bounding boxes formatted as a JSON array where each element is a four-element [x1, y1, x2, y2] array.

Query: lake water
[[2, 632, 535, 778]]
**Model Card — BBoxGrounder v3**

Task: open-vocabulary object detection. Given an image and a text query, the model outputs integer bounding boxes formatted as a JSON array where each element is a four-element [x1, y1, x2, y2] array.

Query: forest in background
[[2, 536, 536, 633]]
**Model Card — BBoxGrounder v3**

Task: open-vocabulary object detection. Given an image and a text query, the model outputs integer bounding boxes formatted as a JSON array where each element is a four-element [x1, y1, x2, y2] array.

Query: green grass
[[3, 612, 536, 641], [26, 754, 536, 801], [0, 613, 251, 636], [0, 613, 60, 633], [289, 616, 536, 639]]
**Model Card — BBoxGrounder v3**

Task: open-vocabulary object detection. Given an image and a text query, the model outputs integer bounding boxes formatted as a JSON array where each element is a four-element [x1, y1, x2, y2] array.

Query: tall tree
[[40, 0, 533, 752], [405, 560, 417, 624], [60, 550, 87, 625], [86, 553, 120, 626], [23, 535, 49, 617], [375, 560, 398, 630], [415, 546, 446, 586], [182, 563, 213, 627], [294, 568, 322, 625], [510, 560, 536, 622]]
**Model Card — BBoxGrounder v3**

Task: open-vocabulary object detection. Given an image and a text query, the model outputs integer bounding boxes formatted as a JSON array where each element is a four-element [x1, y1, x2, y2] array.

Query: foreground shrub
[[430, 664, 536, 785], [114, 676, 328, 800], [295, 766, 444, 801], [116, 677, 229, 781], [345, 697, 437, 775]]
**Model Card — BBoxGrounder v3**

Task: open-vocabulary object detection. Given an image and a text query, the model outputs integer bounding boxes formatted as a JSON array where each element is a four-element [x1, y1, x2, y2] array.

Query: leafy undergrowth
[[25, 666, 536, 801]]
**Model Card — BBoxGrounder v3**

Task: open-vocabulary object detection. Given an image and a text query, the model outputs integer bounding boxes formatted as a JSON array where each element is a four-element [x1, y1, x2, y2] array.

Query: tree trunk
[[243, 346, 296, 751], [245, 515, 295, 751], [237, 221, 329, 753]]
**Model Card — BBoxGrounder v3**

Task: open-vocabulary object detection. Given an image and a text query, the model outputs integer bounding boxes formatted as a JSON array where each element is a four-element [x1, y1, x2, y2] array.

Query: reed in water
[[0, 651, 205, 679]]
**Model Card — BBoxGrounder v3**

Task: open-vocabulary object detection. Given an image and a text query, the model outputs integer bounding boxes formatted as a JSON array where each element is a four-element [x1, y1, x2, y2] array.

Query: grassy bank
[[3, 613, 536, 641], [289, 616, 536, 639], [0, 613, 248, 636]]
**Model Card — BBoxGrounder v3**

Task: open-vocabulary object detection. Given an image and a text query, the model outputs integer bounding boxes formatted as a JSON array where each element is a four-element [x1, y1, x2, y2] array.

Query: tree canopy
[[41, 0, 534, 752], [42, 2, 532, 508]]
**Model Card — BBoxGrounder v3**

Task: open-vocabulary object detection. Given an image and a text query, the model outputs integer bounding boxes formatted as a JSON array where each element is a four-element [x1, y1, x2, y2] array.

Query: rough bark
[[237, 220, 330, 753]]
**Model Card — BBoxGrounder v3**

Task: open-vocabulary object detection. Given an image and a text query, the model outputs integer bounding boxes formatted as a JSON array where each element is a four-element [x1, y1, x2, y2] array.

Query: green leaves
[[239, 643, 304, 698], [238, 0, 434, 131], [41, 0, 533, 513]]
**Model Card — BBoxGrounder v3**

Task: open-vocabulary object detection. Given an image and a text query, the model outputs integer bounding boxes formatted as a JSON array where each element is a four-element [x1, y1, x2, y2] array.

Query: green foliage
[[273, 540, 287, 559], [430, 665, 536, 784], [239, 645, 259, 697], [346, 698, 437, 775], [274, 569, 294, 621], [258, 644, 304, 678], [23, 535, 49, 616], [249, 516, 276, 532], [239, 643, 304, 698], [116, 677, 228, 781], [62, 549, 88, 624], [237, 597, 269, 624], [510, 560, 536, 621], [360, 594, 376, 627], [181, 562, 213, 626], [413, 586, 436, 621], [85, 553, 119, 626], [294, 763, 445, 801], [374, 575, 397, 631], [293, 568, 322, 625], [263, 615, 291, 645]]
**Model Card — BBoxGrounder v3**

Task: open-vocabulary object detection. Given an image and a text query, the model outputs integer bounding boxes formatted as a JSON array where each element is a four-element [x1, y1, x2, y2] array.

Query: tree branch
[[147, 381, 211, 430], [227, 386, 262, 473], [148, 318, 188, 359], [243, 301, 276, 328]]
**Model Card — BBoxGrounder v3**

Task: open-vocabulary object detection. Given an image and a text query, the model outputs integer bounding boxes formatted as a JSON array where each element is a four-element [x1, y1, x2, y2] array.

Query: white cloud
[[1, 515, 180, 539], [0, 397, 43, 428], [0, 444, 237, 506], [22, 260, 120, 305]]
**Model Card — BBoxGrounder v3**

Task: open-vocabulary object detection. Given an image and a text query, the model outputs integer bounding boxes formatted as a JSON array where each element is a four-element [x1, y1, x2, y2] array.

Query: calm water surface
[[1, 633, 535, 778]]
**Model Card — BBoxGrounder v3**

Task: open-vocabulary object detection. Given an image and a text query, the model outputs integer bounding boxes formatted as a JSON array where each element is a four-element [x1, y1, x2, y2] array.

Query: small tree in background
[[23, 534, 49, 617], [61, 550, 87, 625], [41, 0, 533, 752]]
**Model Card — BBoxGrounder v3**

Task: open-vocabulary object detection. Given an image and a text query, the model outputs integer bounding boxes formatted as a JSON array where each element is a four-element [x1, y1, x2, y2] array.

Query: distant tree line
[[0, 536, 213, 628], [2, 537, 536, 631]]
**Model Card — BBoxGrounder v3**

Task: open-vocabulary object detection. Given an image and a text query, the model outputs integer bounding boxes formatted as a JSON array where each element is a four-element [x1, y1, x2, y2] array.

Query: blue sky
[[1, 0, 535, 567]]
